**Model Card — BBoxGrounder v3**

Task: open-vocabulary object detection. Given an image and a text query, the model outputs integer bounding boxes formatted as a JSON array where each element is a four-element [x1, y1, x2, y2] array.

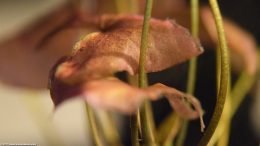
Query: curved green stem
[[231, 72, 255, 116], [85, 103, 103, 146], [138, 0, 157, 145], [175, 0, 199, 145], [198, 0, 230, 145]]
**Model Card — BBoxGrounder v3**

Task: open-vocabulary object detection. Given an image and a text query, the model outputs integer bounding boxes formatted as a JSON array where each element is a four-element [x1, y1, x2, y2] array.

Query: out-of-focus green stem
[[128, 75, 141, 146], [98, 111, 122, 146], [175, 120, 188, 146], [127, 75, 141, 146], [130, 114, 140, 146], [138, 0, 157, 145], [217, 119, 231, 146], [231, 72, 255, 116], [157, 113, 181, 146], [85, 103, 103, 146], [175, 0, 199, 145], [198, 0, 230, 145]]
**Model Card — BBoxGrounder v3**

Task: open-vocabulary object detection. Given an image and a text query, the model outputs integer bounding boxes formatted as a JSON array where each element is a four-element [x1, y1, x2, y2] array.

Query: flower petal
[[50, 75, 204, 130], [144, 83, 205, 131], [49, 15, 205, 130], [55, 15, 203, 84]]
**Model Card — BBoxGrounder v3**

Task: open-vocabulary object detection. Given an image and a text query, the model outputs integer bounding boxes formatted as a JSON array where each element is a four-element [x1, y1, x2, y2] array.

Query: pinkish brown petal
[[49, 15, 205, 129], [144, 83, 205, 131], [50, 75, 204, 130], [55, 15, 203, 84], [200, 7, 258, 75]]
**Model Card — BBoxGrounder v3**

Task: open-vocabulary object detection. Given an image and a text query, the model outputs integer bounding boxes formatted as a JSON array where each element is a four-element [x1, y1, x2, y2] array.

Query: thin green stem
[[131, 114, 140, 146], [231, 72, 255, 116], [198, 0, 230, 145], [176, 0, 199, 145], [140, 102, 157, 146], [187, 0, 199, 94], [138, 0, 153, 88], [157, 113, 181, 146], [98, 111, 122, 146], [175, 120, 188, 146], [217, 119, 231, 146], [128, 75, 141, 146], [85, 103, 103, 146], [138, 0, 157, 145]]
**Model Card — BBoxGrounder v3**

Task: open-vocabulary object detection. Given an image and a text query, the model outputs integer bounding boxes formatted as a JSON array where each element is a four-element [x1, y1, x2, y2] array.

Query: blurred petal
[[0, 4, 97, 88], [200, 6, 258, 75]]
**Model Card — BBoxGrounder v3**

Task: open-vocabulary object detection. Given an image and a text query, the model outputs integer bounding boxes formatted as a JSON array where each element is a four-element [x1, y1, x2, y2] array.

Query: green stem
[[128, 75, 141, 146], [138, 0, 153, 87], [198, 0, 230, 145], [176, 0, 199, 145], [231, 72, 255, 116], [159, 114, 181, 146], [138, 0, 157, 145], [217, 119, 231, 146], [85, 103, 103, 146], [131, 114, 140, 146], [98, 111, 123, 146], [140, 102, 157, 145], [187, 0, 199, 94], [175, 120, 188, 146]]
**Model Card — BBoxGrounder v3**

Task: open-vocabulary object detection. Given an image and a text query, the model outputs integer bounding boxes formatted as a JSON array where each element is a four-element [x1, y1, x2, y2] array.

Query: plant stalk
[[138, 0, 157, 145], [85, 103, 103, 146], [198, 0, 230, 145], [176, 0, 199, 145], [231, 71, 255, 116], [97, 111, 122, 146], [128, 75, 141, 146]]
